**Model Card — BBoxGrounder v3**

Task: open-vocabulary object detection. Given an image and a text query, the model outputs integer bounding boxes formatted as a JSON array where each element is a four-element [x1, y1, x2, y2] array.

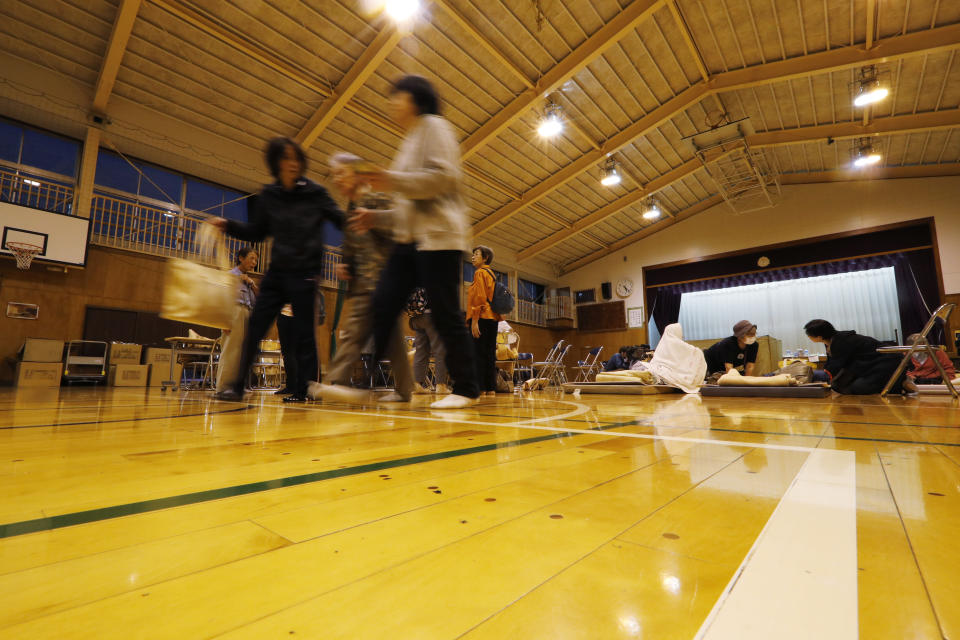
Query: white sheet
[[644, 323, 707, 394]]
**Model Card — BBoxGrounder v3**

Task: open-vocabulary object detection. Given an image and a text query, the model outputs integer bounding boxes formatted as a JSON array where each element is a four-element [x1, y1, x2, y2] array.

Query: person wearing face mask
[[703, 320, 759, 376], [905, 333, 956, 384]]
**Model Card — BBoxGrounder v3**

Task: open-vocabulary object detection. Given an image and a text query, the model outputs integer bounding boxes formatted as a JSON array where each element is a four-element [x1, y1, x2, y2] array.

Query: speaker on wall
[[600, 281, 612, 300]]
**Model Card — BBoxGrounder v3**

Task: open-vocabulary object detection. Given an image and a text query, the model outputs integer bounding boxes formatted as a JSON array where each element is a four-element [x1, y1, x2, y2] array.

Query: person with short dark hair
[[467, 245, 502, 397], [703, 320, 759, 376], [804, 318, 905, 394], [310, 152, 413, 402], [215, 246, 258, 393], [342, 75, 479, 409], [209, 137, 344, 402], [604, 346, 631, 372]]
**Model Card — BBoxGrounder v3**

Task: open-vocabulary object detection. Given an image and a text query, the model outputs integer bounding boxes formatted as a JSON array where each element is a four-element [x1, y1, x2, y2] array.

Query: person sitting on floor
[[905, 333, 956, 384], [604, 346, 630, 372], [703, 320, 759, 376], [804, 319, 906, 395]]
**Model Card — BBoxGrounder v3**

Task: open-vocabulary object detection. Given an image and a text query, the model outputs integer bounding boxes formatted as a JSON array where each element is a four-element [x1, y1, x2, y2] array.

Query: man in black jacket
[[210, 137, 344, 402], [804, 319, 904, 394]]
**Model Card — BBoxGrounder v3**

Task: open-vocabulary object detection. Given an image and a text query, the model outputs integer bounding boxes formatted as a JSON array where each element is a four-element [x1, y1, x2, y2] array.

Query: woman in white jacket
[[323, 75, 480, 409]]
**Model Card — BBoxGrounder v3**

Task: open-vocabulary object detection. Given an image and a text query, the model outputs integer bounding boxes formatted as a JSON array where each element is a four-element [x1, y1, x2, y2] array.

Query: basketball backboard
[[0, 201, 90, 268]]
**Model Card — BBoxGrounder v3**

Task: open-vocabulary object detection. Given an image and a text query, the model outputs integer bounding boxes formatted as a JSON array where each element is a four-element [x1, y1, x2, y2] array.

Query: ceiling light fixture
[[853, 66, 888, 107], [384, 0, 419, 21], [642, 198, 661, 220], [600, 157, 621, 186], [853, 139, 882, 168], [537, 102, 563, 138]]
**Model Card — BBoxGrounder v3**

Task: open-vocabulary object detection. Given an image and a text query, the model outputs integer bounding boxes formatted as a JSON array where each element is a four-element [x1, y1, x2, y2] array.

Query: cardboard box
[[19, 338, 65, 363], [109, 364, 149, 387], [15, 362, 63, 387], [142, 348, 182, 387], [109, 342, 142, 365]]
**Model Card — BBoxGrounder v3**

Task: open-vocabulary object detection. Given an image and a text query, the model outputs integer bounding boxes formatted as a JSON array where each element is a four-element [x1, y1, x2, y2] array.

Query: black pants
[[371, 244, 479, 399], [231, 270, 318, 395], [833, 355, 904, 395], [473, 318, 498, 392], [276, 313, 298, 390]]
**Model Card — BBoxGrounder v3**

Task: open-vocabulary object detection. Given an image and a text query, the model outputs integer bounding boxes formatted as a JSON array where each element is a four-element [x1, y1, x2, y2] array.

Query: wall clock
[[616, 278, 634, 297]]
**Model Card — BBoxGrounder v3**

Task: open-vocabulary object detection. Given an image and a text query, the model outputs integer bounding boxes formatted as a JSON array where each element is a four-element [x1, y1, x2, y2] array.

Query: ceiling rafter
[[519, 110, 960, 262], [93, 0, 142, 113], [560, 160, 960, 274], [295, 26, 402, 148], [667, 0, 709, 82], [431, 0, 532, 89], [473, 23, 960, 238], [459, 0, 668, 160]]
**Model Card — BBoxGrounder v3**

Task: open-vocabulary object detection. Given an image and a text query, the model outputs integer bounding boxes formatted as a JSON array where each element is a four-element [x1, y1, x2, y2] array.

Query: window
[[21, 129, 79, 177], [518, 278, 546, 304], [464, 261, 506, 285], [0, 119, 79, 179], [0, 120, 21, 163], [575, 289, 596, 304]]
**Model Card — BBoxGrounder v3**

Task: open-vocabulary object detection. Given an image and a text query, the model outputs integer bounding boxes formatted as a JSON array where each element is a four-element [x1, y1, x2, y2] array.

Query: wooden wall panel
[[0, 247, 343, 383]]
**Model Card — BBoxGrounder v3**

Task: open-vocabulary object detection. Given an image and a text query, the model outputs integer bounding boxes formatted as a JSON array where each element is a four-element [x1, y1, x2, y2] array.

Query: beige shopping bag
[[161, 224, 238, 329]]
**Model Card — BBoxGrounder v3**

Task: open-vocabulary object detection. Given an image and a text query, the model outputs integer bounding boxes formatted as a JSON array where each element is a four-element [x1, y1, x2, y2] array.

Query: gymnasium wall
[[0, 246, 340, 382], [562, 176, 960, 352]]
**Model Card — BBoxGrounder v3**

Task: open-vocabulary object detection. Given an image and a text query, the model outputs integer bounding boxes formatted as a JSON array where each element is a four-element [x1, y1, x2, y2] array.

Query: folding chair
[[539, 345, 571, 387], [573, 346, 604, 382], [514, 352, 534, 386], [877, 302, 957, 398], [532, 339, 564, 380]]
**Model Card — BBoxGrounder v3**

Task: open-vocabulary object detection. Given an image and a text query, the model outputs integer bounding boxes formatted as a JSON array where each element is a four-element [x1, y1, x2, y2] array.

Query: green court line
[[0, 420, 634, 539], [0, 405, 254, 430]]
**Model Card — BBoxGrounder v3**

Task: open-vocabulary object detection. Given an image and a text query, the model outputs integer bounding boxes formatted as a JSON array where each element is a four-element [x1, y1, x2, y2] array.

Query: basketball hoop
[[6, 242, 42, 270]]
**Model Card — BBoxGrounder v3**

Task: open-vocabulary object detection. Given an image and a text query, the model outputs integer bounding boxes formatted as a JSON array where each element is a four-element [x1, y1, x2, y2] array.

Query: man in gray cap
[[703, 320, 759, 376]]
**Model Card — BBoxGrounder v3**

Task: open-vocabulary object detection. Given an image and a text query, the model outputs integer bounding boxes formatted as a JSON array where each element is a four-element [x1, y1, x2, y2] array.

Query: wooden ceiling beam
[[93, 0, 142, 113], [558, 162, 960, 274], [712, 22, 960, 93], [519, 110, 960, 262], [667, 0, 710, 82], [473, 85, 708, 236], [516, 159, 700, 261], [474, 24, 960, 240], [779, 163, 960, 184], [459, 0, 668, 160], [431, 0, 532, 89], [295, 26, 402, 149], [559, 195, 724, 275], [748, 110, 960, 147]]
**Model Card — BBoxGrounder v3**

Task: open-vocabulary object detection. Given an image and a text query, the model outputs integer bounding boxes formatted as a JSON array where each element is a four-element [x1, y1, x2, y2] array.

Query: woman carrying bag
[[209, 137, 344, 403]]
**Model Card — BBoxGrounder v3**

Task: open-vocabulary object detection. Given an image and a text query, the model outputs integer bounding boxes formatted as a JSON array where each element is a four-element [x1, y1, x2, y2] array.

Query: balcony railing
[[547, 296, 574, 320], [0, 166, 74, 215], [515, 299, 546, 326], [88, 192, 343, 284]]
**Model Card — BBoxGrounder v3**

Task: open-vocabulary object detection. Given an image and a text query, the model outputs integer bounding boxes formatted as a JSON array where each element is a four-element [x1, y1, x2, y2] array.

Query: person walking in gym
[[210, 137, 343, 403]]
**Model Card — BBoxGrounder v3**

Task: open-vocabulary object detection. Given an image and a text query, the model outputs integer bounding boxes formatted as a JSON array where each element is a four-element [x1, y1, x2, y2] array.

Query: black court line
[[0, 405, 254, 430], [0, 420, 640, 539]]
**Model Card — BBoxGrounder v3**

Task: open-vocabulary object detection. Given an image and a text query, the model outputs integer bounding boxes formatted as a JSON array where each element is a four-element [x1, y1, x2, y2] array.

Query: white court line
[[226, 399, 858, 636], [695, 448, 859, 639], [255, 401, 825, 453]]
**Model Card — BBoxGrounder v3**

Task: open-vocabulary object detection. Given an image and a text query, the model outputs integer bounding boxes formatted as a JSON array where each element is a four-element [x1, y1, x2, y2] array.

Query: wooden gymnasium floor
[[0, 386, 957, 639]]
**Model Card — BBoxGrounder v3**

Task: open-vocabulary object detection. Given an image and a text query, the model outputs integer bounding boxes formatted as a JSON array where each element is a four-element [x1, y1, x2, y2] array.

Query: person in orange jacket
[[467, 245, 502, 398]]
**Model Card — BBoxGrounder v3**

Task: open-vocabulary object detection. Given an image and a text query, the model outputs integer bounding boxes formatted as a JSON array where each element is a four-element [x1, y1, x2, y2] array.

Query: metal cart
[[63, 340, 108, 384]]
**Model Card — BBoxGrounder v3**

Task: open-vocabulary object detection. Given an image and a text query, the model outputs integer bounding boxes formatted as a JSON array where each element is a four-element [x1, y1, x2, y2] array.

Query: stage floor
[[0, 386, 957, 638]]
